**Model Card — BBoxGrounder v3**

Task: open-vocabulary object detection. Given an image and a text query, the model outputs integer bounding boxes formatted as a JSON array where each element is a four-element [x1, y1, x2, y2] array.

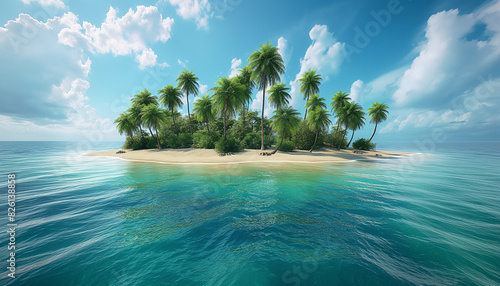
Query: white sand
[[84, 147, 411, 165]]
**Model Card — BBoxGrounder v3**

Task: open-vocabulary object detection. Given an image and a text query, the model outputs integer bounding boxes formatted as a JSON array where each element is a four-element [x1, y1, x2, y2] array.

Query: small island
[[86, 147, 410, 165], [91, 42, 403, 163]]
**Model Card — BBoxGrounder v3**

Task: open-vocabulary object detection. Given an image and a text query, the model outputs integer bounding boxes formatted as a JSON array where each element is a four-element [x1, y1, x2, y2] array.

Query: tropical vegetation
[[115, 43, 390, 154]]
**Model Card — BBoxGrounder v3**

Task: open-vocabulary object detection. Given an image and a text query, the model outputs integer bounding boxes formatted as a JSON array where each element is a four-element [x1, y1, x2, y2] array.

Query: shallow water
[[0, 141, 499, 285]]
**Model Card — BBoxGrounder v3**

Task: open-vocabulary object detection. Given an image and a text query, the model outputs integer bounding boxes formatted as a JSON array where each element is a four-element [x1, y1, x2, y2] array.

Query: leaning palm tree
[[299, 69, 322, 120], [337, 101, 364, 150], [158, 85, 183, 136], [307, 107, 332, 152], [177, 69, 199, 135], [269, 106, 300, 155], [346, 107, 365, 147], [114, 112, 138, 144], [131, 89, 158, 107], [248, 42, 285, 150], [211, 77, 248, 139], [330, 90, 351, 148], [367, 101, 389, 143], [140, 104, 167, 149], [127, 104, 145, 135], [268, 83, 291, 109], [305, 94, 327, 114], [193, 94, 215, 133]]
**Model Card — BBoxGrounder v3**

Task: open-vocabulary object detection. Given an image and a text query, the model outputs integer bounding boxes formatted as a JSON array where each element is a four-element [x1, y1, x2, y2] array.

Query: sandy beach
[[85, 147, 412, 164]]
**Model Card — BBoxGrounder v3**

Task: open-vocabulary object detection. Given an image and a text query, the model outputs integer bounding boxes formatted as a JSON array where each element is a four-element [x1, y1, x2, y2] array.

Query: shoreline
[[84, 147, 414, 165]]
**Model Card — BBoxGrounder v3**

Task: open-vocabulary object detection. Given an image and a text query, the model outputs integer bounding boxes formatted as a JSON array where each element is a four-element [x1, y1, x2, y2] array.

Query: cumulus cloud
[[350, 79, 366, 103], [58, 6, 173, 69], [277, 36, 290, 66], [135, 48, 159, 69], [289, 25, 346, 107], [0, 6, 172, 140], [228, 58, 242, 78], [166, 0, 211, 29], [21, 0, 65, 8], [392, 5, 500, 107], [0, 13, 90, 121]]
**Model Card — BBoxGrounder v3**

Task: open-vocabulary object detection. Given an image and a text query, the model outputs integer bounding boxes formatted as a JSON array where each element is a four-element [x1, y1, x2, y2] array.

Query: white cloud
[[277, 36, 290, 66], [21, 0, 65, 8], [178, 59, 187, 68], [167, 0, 211, 29], [228, 58, 241, 78], [392, 4, 500, 107], [58, 6, 173, 69], [289, 24, 346, 107], [250, 91, 273, 118], [199, 84, 208, 94], [135, 48, 158, 69], [350, 79, 365, 103], [0, 12, 116, 140]]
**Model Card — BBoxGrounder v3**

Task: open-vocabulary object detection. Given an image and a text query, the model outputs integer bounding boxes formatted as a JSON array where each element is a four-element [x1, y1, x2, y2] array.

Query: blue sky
[[1, 0, 499, 143]]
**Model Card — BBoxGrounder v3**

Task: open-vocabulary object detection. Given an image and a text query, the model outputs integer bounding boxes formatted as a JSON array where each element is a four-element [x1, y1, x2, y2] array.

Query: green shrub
[[123, 133, 156, 150], [215, 137, 241, 153], [327, 130, 347, 149], [160, 132, 181, 148], [264, 135, 276, 148], [240, 132, 273, 149], [353, 138, 376, 151], [278, 139, 295, 152], [193, 130, 219, 149], [241, 132, 261, 149], [292, 122, 323, 150], [178, 133, 193, 148]]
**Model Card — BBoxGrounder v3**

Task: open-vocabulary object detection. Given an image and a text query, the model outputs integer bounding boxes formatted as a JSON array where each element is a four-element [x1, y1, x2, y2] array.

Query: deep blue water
[[0, 141, 499, 285]]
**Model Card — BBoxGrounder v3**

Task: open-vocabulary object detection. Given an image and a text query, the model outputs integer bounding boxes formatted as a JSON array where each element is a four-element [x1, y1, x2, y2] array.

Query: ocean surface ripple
[[0, 141, 499, 285]]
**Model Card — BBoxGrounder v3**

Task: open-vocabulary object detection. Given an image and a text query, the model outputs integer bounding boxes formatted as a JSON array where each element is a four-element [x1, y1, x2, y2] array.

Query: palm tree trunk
[[304, 94, 309, 120], [309, 129, 319, 152], [154, 126, 161, 149], [334, 121, 341, 148], [270, 134, 284, 155], [187, 92, 193, 135], [148, 127, 154, 138], [171, 108, 178, 136], [339, 123, 348, 150], [347, 130, 355, 148], [223, 107, 227, 139], [206, 121, 210, 133], [368, 122, 378, 143], [261, 84, 266, 150]]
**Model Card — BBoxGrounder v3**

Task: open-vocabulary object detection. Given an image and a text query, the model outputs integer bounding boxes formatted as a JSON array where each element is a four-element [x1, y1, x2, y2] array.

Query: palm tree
[[235, 65, 255, 117], [158, 85, 183, 136], [268, 83, 291, 109], [346, 107, 365, 147], [307, 107, 331, 152], [131, 89, 158, 106], [177, 69, 199, 135], [269, 106, 300, 155], [114, 112, 138, 144], [140, 104, 167, 149], [248, 42, 285, 150], [193, 94, 215, 133], [305, 94, 327, 113], [211, 77, 247, 139], [299, 69, 322, 120], [127, 104, 145, 135], [330, 90, 351, 148], [367, 101, 389, 142], [337, 101, 364, 150]]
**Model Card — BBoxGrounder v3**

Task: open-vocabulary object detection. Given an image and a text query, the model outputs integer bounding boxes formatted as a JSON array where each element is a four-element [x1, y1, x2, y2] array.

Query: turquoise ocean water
[[0, 141, 499, 285]]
